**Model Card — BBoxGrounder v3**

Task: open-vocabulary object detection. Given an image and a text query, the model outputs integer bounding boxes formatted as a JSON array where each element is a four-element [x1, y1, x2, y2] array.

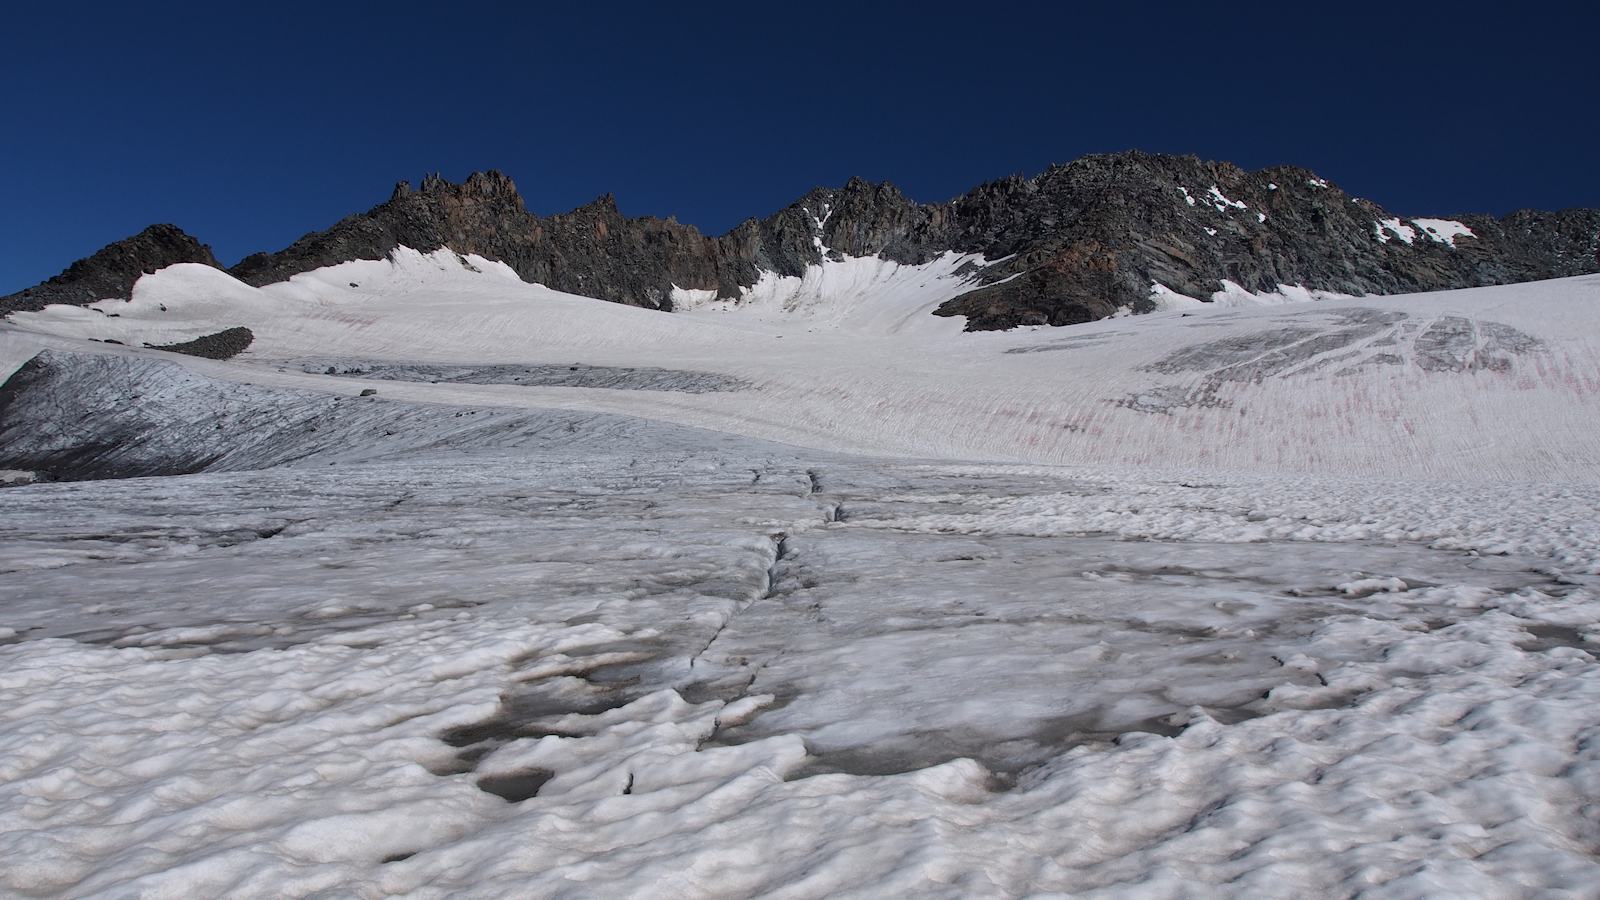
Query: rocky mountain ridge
[[3, 225, 221, 314], [6, 152, 1598, 329]]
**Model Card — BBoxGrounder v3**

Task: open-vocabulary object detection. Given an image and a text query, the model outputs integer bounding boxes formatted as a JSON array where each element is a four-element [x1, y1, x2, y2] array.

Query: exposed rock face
[[145, 326, 254, 360], [6, 153, 1598, 329], [223, 159, 1598, 328], [929, 155, 1600, 328], [228, 172, 724, 311], [0, 225, 219, 313]]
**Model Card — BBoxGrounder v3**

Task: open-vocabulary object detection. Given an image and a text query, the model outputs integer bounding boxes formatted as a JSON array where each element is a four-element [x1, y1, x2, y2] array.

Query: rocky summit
[[6, 151, 1598, 329], [2, 224, 221, 314]]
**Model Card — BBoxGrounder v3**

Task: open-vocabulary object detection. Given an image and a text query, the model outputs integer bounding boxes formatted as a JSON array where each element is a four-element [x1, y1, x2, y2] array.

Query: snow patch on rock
[[1207, 185, 1248, 213], [1210, 280, 1358, 307], [1376, 218, 1417, 245], [1414, 218, 1476, 247]]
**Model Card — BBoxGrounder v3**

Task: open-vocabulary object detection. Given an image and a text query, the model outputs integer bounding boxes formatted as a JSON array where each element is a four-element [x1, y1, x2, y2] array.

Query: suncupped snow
[[2, 250, 1600, 897]]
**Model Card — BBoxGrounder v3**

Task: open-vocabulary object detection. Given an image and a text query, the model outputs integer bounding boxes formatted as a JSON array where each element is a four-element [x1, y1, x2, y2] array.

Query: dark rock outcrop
[[6, 153, 1597, 329], [930, 155, 1600, 328], [145, 326, 254, 360], [1, 224, 220, 313], [203, 156, 1600, 328], [228, 172, 724, 311]]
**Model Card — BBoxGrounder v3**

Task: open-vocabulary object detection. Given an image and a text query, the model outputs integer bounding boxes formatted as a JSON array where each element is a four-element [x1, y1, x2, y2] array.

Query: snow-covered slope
[[675, 248, 989, 337], [4, 252, 1600, 897], [7, 248, 1600, 481], [3, 424, 1599, 897]]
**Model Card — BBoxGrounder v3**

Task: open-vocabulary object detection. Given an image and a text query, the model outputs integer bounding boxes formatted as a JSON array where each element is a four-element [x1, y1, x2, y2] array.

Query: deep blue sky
[[3, 1, 1595, 294]]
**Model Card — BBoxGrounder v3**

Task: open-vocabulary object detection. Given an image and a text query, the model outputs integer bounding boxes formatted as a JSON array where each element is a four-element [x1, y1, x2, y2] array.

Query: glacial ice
[[2, 254, 1599, 896]]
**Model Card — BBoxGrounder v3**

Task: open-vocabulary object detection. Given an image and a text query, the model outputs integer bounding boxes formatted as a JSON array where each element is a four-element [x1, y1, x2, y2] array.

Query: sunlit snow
[[1206, 184, 1247, 212], [1413, 217, 1476, 247], [1376, 217, 1417, 244], [3, 250, 1599, 897]]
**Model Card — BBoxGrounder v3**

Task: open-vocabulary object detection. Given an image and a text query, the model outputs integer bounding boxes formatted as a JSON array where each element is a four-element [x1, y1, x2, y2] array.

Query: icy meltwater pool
[[3, 449, 1598, 897]]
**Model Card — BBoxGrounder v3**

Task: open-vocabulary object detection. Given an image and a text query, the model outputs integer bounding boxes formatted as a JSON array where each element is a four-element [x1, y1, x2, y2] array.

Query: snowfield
[[1, 251, 1599, 897], [8, 248, 1599, 480]]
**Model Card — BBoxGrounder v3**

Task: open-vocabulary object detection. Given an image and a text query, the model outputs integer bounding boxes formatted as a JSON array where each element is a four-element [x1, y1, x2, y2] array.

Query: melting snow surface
[[2, 249, 1599, 897], [2, 437, 1598, 897], [6, 251, 1597, 481]]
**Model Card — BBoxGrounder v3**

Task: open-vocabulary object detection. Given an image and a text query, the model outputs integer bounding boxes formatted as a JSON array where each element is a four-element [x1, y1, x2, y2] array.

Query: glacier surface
[[2, 253, 1599, 896]]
